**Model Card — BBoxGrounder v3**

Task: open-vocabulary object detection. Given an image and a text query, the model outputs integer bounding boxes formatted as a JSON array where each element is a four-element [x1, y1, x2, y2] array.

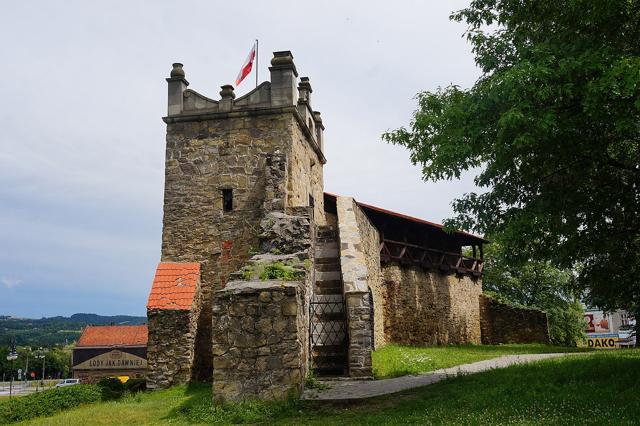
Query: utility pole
[[24, 346, 31, 384], [6, 341, 18, 400], [35, 347, 47, 391]]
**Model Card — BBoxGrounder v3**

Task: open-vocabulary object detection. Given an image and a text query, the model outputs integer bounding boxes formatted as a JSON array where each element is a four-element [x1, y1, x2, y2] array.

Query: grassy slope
[[372, 343, 590, 379], [19, 350, 639, 425]]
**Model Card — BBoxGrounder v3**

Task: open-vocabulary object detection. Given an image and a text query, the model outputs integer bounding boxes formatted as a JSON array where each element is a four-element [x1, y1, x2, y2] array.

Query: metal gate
[[309, 296, 348, 375]]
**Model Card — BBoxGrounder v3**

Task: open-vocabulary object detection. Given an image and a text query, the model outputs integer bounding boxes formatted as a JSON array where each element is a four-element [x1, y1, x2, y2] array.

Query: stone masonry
[[211, 205, 314, 401], [382, 263, 482, 345], [211, 280, 308, 401], [336, 197, 373, 378], [146, 263, 202, 389], [479, 294, 550, 344]]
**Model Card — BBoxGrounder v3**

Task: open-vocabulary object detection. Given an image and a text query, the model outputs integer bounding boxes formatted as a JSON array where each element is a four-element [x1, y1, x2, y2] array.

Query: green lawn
[[15, 350, 639, 425], [372, 343, 590, 379]]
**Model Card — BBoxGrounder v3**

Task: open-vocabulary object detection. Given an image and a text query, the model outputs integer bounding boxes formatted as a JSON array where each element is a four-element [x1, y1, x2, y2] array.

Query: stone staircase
[[310, 225, 348, 376]]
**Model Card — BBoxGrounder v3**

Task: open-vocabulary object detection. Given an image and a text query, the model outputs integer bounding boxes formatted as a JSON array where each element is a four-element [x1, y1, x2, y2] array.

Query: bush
[[547, 302, 586, 346], [97, 377, 125, 400], [124, 378, 147, 393], [259, 262, 303, 281], [0, 384, 102, 423]]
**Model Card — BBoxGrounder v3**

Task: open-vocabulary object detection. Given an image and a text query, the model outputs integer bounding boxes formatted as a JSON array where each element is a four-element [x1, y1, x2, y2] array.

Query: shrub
[[0, 384, 102, 424], [259, 262, 303, 281], [97, 377, 125, 400], [124, 378, 147, 393]]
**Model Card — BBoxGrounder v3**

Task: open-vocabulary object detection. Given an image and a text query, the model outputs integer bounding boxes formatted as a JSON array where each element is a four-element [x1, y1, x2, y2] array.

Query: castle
[[145, 51, 548, 401]]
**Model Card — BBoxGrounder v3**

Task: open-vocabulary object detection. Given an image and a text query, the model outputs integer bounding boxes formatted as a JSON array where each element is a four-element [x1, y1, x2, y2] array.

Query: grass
[[14, 349, 639, 425], [372, 343, 590, 379]]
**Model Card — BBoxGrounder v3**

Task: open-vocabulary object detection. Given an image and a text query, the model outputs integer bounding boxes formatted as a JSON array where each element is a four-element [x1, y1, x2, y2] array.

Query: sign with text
[[74, 350, 147, 370], [586, 333, 619, 349]]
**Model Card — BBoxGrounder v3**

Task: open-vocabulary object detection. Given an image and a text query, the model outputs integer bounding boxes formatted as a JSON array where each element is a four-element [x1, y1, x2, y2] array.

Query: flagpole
[[255, 39, 259, 88]]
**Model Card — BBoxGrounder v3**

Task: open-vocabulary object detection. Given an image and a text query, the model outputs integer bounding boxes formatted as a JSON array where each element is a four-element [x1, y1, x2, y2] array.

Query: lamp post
[[35, 347, 47, 391], [6, 342, 18, 400]]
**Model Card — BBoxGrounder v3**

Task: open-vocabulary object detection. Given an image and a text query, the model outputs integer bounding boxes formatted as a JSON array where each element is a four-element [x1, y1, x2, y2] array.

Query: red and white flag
[[235, 42, 256, 87]]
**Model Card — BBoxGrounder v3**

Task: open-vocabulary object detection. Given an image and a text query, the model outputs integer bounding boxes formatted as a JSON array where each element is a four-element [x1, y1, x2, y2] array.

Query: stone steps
[[315, 262, 341, 272], [311, 226, 348, 376]]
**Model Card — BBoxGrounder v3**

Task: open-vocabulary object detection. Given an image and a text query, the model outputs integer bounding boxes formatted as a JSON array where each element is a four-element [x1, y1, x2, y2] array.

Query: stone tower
[[147, 51, 326, 387]]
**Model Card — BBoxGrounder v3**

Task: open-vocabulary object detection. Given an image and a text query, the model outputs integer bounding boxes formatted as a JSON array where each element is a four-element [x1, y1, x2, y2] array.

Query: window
[[222, 189, 233, 212]]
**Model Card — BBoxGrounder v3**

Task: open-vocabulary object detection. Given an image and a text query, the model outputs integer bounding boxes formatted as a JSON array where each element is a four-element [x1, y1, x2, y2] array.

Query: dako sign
[[587, 337, 618, 349]]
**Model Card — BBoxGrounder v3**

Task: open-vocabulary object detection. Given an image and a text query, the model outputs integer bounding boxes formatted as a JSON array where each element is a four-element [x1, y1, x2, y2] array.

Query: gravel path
[[302, 353, 583, 401]]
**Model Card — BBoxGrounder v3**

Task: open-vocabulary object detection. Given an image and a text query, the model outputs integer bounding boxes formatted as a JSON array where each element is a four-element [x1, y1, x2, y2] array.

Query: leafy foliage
[[482, 241, 586, 345], [0, 384, 102, 423], [0, 346, 72, 381], [97, 377, 126, 400], [383, 0, 640, 321], [259, 262, 303, 281]]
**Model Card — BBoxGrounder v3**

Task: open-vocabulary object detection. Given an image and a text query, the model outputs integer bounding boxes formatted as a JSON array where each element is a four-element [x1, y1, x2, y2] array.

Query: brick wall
[[479, 294, 550, 344]]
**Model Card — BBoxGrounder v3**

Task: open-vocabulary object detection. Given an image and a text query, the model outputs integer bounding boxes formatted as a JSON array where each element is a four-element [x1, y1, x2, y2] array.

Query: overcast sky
[[0, 0, 480, 318]]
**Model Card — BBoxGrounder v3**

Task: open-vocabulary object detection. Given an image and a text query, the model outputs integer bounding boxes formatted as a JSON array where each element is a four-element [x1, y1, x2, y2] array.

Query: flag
[[235, 43, 256, 87]]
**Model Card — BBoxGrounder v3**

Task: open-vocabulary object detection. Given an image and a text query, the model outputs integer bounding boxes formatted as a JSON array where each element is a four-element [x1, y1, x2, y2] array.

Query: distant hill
[[0, 313, 147, 347]]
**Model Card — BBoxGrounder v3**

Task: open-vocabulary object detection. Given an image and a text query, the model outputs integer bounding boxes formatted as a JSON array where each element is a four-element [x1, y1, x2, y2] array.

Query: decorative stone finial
[[219, 84, 236, 100], [270, 51, 294, 67], [170, 63, 185, 78], [313, 111, 323, 125], [298, 77, 312, 92]]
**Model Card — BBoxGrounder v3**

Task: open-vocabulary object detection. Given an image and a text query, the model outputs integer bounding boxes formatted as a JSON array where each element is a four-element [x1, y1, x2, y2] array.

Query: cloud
[[2, 277, 23, 289]]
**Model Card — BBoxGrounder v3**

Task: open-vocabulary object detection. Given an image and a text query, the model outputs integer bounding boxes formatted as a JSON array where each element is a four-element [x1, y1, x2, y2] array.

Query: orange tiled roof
[[146, 262, 200, 310], [76, 325, 148, 347]]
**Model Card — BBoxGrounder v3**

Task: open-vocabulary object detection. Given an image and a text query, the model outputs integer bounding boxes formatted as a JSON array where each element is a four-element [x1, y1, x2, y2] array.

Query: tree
[[383, 0, 640, 322], [482, 241, 585, 345]]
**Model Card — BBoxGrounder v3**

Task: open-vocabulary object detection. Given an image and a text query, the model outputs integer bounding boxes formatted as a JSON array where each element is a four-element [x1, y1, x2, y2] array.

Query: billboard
[[586, 333, 619, 349]]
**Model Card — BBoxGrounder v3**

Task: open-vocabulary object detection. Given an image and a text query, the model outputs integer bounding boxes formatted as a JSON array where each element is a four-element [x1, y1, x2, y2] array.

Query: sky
[[0, 0, 481, 318]]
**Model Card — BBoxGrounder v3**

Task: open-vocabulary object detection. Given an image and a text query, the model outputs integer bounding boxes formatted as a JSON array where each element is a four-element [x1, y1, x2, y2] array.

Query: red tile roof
[[147, 262, 200, 310], [76, 325, 148, 347]]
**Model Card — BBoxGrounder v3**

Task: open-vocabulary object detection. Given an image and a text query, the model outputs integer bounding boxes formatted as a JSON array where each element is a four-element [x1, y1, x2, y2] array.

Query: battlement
[[164, 51, 325, 159]]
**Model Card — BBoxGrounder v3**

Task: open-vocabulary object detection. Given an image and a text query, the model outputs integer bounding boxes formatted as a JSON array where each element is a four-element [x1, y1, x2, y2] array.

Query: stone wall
[[289, 119, 325, 223], [211, 206, 313, 401], [147, 308, 199, 389], [382, 264, 482, 345], [353, 203, 385, 349], [335, 197, 373, 377], [211, 281, 308, 402], [479, 294, 550, 344]]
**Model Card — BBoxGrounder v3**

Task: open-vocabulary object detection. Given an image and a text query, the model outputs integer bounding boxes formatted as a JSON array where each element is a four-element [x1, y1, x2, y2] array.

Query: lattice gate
[[309, 295, 348, 375]]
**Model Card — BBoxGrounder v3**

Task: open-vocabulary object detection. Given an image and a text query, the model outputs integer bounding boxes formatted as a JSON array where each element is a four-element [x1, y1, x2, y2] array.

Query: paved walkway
[[302, 353, 582, 401]]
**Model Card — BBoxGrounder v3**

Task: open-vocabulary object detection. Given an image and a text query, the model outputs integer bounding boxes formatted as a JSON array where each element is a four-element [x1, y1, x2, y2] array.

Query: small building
[[72, 325, 148, 383]]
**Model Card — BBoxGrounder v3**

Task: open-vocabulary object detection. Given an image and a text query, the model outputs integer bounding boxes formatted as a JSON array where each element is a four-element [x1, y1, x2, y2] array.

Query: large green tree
[[383, 0, 640, 321]]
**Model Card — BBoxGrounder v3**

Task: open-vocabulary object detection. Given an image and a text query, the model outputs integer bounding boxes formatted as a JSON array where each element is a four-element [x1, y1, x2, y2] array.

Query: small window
[[309, 194, 315, 208], [222, 189, 233, 212]]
